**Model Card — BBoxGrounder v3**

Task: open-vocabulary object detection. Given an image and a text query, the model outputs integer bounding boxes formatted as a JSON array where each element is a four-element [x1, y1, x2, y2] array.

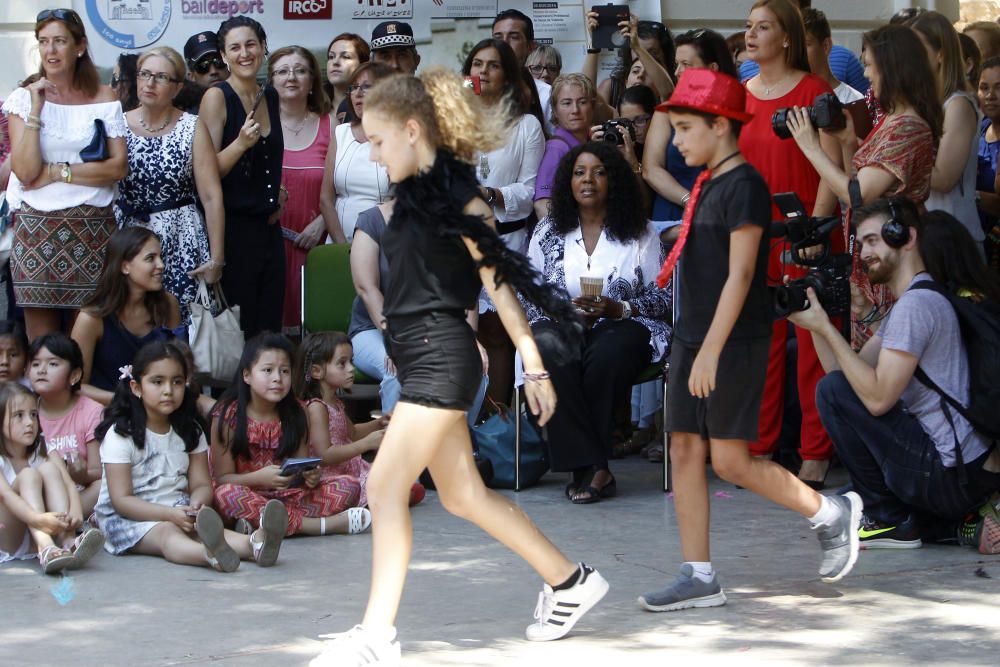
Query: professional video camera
[[771, 92, 846, 140], [769, 192, 851, 319]]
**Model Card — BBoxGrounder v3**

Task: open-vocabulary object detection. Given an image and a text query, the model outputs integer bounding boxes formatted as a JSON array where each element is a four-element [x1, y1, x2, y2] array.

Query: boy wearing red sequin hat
[[638, 69, 862, 612]]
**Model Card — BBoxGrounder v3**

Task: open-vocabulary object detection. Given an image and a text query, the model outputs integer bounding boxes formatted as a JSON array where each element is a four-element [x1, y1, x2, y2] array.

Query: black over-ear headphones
[[881, 197, 910, 248]]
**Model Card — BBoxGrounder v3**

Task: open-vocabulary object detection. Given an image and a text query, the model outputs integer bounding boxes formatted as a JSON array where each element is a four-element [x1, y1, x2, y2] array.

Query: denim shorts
[[385, 311, 482, 411]]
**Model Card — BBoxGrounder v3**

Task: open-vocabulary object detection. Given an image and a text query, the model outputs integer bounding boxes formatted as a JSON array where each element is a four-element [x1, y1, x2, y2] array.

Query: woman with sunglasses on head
[[3, 8, 128, 340], [325, 62, 393, 243], [114, 46, 224, 322], [199, 16, 284, 340], [268, 46, 339, 336]]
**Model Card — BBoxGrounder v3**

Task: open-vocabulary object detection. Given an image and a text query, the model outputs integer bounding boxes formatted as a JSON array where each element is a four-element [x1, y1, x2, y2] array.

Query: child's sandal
[[39, 545, 74, 575], [195, 507, 240, 573], [251, 499, 288, 567], [346, 507, 372, 534], [67, 528, 105, 570]]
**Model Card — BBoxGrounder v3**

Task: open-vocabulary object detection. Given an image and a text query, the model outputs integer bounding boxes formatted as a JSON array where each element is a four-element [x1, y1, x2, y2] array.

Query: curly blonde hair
[[364, 68, 509, 163]]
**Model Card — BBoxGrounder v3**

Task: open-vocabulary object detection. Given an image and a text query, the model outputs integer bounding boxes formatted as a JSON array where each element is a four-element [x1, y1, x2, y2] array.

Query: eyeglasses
[[528, 64, 560, 75], [137, 70, 181, 85], [192, 56, 225, 75], [625, 114, 652, 127], [36, 9, 82, 25], [273, 66, 310, 79], [637, 20, 665, 36], [348, 83, 373, 95]]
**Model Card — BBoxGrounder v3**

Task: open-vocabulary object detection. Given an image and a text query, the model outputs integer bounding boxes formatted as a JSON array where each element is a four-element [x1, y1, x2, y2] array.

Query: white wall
[[0, 1, 963, 100]]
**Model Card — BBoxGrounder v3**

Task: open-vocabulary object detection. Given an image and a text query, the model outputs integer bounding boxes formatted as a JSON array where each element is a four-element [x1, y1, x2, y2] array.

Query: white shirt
[[534, 77, 554, 135], [98, 427, 208, 510], [2, 87, 126, 212]]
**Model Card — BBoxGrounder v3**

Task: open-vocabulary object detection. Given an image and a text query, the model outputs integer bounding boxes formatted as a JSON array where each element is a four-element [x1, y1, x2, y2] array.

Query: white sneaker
[[525, 564, 609, 641], [309, 625, 400, 666]]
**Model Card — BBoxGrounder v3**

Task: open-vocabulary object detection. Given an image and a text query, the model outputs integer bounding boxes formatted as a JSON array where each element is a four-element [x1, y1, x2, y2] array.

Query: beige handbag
[[188, 279, 243, 383]]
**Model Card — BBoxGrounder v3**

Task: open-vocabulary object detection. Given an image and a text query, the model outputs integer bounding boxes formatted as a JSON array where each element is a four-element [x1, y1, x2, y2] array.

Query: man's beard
[[863, 253, 896, 285]]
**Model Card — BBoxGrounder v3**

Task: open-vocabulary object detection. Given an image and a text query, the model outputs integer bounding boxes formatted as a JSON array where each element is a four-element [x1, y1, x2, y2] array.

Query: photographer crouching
[[788, 197, 1000, 553]]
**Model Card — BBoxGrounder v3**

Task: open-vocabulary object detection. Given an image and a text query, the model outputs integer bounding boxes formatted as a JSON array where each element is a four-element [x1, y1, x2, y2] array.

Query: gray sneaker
[[637, 564, 727, 612], [814, 491, 862, 583]]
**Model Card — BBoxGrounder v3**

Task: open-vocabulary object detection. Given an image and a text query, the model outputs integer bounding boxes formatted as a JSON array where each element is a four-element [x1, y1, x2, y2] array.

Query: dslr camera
[[602, 118, 636, 146], [769, 192, 851, 318], [772, 92, 845, 140]]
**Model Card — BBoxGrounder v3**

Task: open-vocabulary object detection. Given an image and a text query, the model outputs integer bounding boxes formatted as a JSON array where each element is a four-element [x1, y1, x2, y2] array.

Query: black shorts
[[385, 311, 482, 411], [665, 337, 770, 442]]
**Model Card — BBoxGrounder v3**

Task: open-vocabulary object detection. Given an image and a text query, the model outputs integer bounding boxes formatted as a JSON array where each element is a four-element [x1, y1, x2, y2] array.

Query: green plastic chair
[[300, 244, 377, 392]]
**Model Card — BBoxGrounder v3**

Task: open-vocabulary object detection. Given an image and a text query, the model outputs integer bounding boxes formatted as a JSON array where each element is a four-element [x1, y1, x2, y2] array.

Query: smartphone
[[463, 75, 481, 95], [592, 4, 630, 50]]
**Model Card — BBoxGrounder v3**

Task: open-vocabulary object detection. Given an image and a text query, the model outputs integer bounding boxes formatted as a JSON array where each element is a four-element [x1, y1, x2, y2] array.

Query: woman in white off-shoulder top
[[2, 8, 128, 339]]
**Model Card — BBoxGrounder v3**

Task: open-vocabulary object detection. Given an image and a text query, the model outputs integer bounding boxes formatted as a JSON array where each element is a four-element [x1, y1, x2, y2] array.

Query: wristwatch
[[485, 187, 497, 207], [619, 300, 632, 320], [60, 162, 72, 184]]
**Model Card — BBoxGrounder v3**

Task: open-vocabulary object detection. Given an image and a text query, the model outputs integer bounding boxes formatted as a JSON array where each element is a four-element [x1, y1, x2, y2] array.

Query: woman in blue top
[[643, 29, 737, 239]]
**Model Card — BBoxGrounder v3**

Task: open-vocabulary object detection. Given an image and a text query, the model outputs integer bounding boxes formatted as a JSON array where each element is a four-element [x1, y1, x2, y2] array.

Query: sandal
[[251, 499, 288, 567], [345, 507, 372, 534], [39, 545, 74, 575], [570, 475, 617, 505], [67, 528, 104, 570], [646, 443, 664, 463], [196, 507, 240, 573]]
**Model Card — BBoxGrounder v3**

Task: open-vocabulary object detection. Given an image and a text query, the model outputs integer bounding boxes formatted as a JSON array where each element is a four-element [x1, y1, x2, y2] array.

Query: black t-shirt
[[675, 162, 772, 344], [381, 169, 482, 319]]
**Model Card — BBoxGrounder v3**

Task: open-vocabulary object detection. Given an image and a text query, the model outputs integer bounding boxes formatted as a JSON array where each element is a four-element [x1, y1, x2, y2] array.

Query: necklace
[[760, 71, 791, 97], [710, 150, 742, 173], [479, 154, 491, 180], [139, 111, 171, 133], [281, 114, 310, 136]]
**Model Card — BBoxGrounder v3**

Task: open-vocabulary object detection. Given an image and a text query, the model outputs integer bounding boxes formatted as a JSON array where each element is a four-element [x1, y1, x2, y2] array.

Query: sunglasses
[[192, 56, 226, 74], [37, 8, 83, 25], [637, 20, 666, 34], [110, 74, 122, 87]]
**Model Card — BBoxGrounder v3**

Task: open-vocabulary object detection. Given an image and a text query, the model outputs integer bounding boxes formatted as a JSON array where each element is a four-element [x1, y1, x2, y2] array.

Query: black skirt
[[386, 310, 482, 411]]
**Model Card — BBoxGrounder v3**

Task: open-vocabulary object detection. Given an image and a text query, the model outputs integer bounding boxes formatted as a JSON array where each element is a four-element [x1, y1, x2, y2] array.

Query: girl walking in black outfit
[[309, 70, 608, 667], [200, 17, 284, 338]]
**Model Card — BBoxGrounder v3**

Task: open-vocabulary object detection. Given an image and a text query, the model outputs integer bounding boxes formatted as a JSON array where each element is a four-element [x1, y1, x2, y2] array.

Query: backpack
[[910, 281, 1000, 471]]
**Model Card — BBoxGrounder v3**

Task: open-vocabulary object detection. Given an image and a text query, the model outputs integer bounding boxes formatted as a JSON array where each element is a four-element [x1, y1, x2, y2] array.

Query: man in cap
[[370, 20, 420, 74], [182, 30, 229, 114]]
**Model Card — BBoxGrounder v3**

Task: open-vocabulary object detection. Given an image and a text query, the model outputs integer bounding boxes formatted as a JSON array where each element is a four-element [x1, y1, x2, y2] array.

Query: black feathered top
[[382, 149, 580, 331]]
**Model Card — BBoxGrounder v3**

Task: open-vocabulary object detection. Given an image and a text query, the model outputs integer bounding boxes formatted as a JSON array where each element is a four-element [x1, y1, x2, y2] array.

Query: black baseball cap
[[184, 31, 220, 63], [370, 21, 415, 51]]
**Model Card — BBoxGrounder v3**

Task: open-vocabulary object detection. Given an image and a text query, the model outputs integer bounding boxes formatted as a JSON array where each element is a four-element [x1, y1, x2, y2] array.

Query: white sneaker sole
[[254, 499, 288, 567], [637, 589, 727, 612], [859, 538, 922, 550], [525, 571, 610, 642], [822, 491, 862, 583]]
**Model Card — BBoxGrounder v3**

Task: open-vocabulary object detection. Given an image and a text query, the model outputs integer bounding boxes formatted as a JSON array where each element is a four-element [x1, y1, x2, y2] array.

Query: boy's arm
[[688, 224, 763, 398]]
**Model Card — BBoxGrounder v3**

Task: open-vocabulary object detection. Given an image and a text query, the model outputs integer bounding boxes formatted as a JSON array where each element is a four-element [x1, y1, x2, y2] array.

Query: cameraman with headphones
[[789, 197, 1000, 553]]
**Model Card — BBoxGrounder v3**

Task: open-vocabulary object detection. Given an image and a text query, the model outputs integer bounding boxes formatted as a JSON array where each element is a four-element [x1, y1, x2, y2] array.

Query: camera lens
[[772, 283, 809, 317], [771, 108, 794, 140]]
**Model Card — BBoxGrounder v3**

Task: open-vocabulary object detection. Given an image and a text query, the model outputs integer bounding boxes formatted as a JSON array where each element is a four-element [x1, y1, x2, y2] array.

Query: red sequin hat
[[658, 69, 753, 123]]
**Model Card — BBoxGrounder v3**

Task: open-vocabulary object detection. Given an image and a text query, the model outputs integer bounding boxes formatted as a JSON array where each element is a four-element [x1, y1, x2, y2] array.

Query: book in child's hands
[[280, 457, 322, 477]]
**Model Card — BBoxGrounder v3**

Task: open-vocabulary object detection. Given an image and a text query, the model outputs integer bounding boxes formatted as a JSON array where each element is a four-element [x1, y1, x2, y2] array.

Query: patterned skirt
[[11, 203, 116, 308]]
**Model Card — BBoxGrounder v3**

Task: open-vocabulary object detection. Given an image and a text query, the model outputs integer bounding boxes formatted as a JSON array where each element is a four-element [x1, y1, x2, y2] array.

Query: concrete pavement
[[2, 459, 999, 666]]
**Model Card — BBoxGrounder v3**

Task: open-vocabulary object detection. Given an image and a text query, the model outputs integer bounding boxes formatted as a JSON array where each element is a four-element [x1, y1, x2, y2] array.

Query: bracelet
[[680, 192, 691, 205], [523, 371, 551, 383], [207, 258, 226, 269], [587, 48, 602, 54], [24, 120, 42, 131], [633, 162, 642, 175], [27, 113, 43, 124], [279, 185, 289, 198]]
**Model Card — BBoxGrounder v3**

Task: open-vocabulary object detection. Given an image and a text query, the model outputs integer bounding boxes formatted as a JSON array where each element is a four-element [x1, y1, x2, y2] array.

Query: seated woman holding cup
[[524, 142, 671, 504]]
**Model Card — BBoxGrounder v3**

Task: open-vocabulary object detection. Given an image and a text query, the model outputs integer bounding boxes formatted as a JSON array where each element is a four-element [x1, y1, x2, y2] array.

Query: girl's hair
[[727, 32, 747, 61], [863, 25, 944, 141], [268, 45, 330, 115], [526, 45, 562, 72], [549, 73, 598, 128], [462, 38, 533, 117], [965, 21, 1000, 59], [0, 320, 29, 357], [214, 333, 306, 462], [549, 142, 646, 243], [958, 32, 982, 88], [324, 32, 371, 101], [917, 211, 1000, 303], [33, 9, 99, 97], [347, 61, 394, 123], [911, 10, 971, 100], [114, 53, 140, 112], [29, 333, 84, 393], [620, 84, 657, 115], [295, 331, 351, 400], [0, 382, 45, 460], [364, 68, 508, 164], [94, 341, 202, 452], [138, 46, 185, 82], [82, 227, 172, 325], [637, 20, 677, 75], [218, 16, 267, 49], [750, 0, 811, 73], [675, 28, 739, 79]]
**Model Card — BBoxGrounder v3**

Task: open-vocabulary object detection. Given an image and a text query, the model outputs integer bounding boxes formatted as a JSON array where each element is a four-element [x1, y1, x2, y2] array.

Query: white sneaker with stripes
[[525, 563, 609, 641], [309, 625, 400, 666]]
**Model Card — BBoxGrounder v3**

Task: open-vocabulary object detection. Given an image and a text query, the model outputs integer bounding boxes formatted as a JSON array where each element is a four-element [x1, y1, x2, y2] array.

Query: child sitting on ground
[[0, 320, 29, 386], [29, 333, 104, 517], [211, 333, 371, 537], [95, 341, 286, 571], [296, 332, 424, 507], [0, 382, 103, 574]]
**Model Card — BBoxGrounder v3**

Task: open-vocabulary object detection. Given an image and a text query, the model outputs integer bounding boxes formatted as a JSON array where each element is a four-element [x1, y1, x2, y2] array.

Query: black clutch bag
[[79, 119, 109, 162]]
